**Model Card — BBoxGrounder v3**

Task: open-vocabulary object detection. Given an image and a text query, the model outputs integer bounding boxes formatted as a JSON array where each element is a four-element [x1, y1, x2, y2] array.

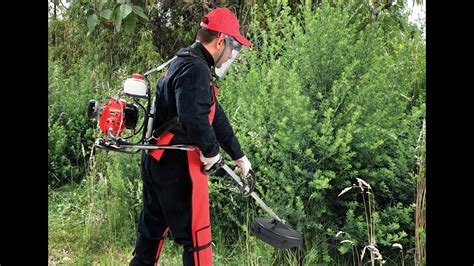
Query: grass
[[49, 152, 416, 266], [49, 191, 277, 265], [48, 179, 290, 265], [49, 166, 417, 266], [48, 169, 417, 265], [48, 148, 304, 265], [414, 119, 426, 265]]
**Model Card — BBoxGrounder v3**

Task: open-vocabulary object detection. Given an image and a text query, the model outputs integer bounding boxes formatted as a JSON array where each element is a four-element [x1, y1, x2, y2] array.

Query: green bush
[[216, 1, 425, 263]]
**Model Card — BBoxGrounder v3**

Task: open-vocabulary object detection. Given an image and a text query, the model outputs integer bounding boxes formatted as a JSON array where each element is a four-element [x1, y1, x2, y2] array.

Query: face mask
[[214, 36, 242, 79]]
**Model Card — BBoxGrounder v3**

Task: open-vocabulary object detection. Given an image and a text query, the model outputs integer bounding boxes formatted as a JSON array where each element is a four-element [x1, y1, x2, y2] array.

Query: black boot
[[129, 234, 160, 266], [182, 246, 195, 266]]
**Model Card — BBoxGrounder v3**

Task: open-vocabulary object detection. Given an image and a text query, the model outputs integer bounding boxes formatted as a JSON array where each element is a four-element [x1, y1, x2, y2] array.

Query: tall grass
[[337, 177, 418, 266], [49, 147, 302, 265], [414, 119, 426, 265], [338, 178, 384, 265]]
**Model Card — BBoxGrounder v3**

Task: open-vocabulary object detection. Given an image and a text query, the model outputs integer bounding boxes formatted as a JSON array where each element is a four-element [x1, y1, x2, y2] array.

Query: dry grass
[[415, 119, 426, 265], [338, 178, 382, 266]]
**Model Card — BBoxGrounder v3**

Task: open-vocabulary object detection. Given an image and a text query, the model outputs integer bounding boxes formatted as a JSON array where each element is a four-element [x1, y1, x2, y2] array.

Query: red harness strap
[[187, 82, 218, 266], [154, 228, 169, 266], [150, 83, 219, 266], [149, 132, 174, 161]]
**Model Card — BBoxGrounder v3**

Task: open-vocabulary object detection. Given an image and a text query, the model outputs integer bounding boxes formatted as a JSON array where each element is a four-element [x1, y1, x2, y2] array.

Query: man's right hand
[[200, 152, 223, 173], [234, 155, 251, 176]]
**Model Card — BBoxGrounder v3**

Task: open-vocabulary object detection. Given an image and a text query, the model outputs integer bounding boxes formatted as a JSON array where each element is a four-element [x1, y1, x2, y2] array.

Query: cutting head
[[250, 217, 303, 249]]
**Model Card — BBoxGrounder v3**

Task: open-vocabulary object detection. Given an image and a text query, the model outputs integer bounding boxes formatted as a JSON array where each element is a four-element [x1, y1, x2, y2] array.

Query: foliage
[[65, 0, 150, 35], [217, 1, 425, 263]]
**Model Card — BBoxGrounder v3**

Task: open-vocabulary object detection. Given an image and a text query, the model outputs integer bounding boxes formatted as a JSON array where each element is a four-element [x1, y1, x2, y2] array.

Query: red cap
[[200, 8, 252, 47], [132, 74, 142, 79]]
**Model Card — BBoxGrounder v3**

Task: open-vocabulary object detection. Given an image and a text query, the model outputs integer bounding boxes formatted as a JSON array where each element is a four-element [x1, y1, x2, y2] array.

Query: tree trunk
[[52, 0, 57, 46]]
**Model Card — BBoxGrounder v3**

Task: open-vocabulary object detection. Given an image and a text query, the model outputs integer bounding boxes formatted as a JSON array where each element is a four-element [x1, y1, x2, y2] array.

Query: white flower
[[335, 231, 344, 237], [341, 240, 353, 244]]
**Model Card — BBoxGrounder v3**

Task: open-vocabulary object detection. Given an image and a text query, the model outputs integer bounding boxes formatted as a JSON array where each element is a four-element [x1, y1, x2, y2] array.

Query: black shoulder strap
[[176, 50, 212, 79], [151, 116, 179, 139]]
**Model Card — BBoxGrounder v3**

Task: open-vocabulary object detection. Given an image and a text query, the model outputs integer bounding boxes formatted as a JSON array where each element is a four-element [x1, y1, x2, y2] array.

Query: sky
[[406, 0, 426, 39]]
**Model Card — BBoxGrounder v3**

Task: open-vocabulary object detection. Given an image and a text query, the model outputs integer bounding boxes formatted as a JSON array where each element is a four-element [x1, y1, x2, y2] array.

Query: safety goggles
[[214, 36, 242, 79], [225, 36, 242, 51]]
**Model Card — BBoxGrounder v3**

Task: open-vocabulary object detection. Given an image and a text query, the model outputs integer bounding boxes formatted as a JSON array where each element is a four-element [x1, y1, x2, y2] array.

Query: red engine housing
[[98, 98, 127, 137]]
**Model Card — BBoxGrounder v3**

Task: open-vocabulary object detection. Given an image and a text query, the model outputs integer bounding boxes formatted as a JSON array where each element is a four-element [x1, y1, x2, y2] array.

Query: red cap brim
[[234, 33, 252, 47]]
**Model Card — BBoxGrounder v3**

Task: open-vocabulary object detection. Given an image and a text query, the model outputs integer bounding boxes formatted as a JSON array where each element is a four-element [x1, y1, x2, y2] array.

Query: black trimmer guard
[[250, 217, 303, 249]]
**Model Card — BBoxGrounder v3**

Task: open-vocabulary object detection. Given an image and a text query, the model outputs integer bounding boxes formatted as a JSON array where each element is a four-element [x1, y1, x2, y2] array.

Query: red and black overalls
[[130, 42, 244, 266]]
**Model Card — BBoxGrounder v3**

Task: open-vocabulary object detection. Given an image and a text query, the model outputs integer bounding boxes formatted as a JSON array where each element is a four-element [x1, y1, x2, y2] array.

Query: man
[[130, 7, 252, 266]]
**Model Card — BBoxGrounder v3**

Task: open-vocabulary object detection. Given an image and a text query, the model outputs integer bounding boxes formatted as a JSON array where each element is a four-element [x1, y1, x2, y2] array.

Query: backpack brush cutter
[[87, 61, 303, 250]]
